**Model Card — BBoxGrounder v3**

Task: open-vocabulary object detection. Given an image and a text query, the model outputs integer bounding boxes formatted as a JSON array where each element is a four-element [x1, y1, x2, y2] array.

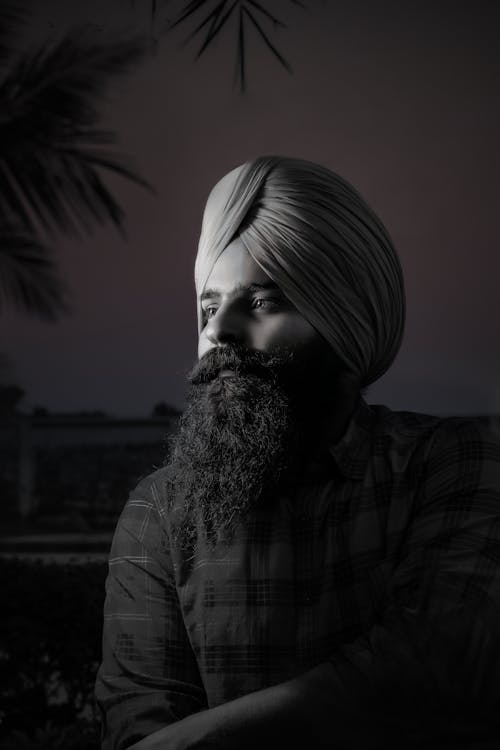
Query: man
[[95, 156, 500, 749]]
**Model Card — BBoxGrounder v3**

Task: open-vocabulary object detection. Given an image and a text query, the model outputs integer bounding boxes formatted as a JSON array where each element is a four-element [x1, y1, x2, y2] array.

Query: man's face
[[164, 238, 355, 554], [198, 236, 323, 359]]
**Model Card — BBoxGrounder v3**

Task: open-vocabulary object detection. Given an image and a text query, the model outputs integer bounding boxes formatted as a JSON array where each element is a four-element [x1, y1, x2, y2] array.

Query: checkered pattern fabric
[[95, 398, 500, 749]]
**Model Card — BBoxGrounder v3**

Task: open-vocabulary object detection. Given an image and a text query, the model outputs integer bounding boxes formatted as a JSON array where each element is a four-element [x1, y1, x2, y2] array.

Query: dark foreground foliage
[[0, 558, 107, 748]]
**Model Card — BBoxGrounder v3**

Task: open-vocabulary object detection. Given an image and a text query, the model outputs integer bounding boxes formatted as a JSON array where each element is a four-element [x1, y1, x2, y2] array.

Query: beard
[[163, 340, 347, 555]]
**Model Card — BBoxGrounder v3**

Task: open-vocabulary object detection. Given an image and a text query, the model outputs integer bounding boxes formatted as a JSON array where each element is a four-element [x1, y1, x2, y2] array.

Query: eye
[[251, 297, 280, 311], [202, 305, 218, 320]]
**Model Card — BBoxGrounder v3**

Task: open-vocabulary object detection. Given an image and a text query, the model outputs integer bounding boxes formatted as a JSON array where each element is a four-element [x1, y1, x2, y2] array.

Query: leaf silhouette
[[0, 224, 68, 320], [0, 18, 154, 320], [0, 28, 154, 238], [165, 0, 305, 91]]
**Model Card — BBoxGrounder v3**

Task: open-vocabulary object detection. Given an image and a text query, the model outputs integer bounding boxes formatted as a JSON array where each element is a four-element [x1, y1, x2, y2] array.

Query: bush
[[0, 558, 107, 747], [0, 719, 99, 750]]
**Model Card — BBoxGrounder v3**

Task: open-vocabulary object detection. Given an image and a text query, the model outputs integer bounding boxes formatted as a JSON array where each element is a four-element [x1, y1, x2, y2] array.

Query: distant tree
[[151, 401, 181, 418], [32, 405, 49, 417], [0, 5, 153, 321]]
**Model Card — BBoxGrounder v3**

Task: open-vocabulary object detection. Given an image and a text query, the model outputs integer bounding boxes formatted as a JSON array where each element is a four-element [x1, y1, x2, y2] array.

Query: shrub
[[0, 558, 107, 746], [0, 719, 99, 750]]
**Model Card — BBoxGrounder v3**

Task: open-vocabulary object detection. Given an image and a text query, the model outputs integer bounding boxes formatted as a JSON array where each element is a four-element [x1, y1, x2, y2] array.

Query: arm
[[128, 420, 500, 749], [95, 471, 208, 750]]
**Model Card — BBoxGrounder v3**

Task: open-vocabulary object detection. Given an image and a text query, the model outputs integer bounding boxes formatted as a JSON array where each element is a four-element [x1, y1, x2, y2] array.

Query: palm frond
[[165, 0, 303, 91], [245, 1, 287, 29], [243, 6, 292, 74], [0, 225, 68, 320], [0, 29, 154, 237], [167, 0, 211, 29], [235, 6, 246, 91], [194, 2, 239, 59], [167, 1, 231, 55]]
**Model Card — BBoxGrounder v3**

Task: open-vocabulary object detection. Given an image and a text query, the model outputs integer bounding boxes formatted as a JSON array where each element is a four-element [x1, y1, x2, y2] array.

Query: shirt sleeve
[[322, 418, 500, 746], [94, 470, 208, 750]]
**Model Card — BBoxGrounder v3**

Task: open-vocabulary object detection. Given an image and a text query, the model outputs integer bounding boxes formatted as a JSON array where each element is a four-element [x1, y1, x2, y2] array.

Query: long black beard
[[163, 342, 342, 554]]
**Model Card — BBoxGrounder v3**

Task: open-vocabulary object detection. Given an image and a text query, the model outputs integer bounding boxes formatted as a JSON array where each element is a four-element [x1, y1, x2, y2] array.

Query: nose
[[204, 303, 247, 348]]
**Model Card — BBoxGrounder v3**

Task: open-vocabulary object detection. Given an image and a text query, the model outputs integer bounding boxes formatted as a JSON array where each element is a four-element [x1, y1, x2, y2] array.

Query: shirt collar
[[327, 395, 375, 480]]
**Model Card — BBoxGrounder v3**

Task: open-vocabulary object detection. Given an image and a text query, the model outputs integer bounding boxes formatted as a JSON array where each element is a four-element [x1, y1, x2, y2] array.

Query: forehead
[[202, 237, 273, 294]]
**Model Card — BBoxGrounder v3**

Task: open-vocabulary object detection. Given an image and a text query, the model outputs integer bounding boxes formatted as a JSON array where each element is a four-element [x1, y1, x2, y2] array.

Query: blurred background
[[0, 0, 499, 746]]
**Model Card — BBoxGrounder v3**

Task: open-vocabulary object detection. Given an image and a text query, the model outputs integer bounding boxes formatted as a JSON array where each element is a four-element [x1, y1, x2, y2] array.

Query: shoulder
[[368, 402, 442, 444], [423, 415, 500, 491], [364, 402, 442, 476], [128, 465, 169, 508], [370, 400, 500, 444], [366, 401, 500, 479], [390, 412, 500, 514], [112, 466, 170, 551]]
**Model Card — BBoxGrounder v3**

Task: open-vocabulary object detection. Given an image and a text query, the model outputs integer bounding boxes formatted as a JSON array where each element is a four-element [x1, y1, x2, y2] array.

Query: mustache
[[188, 344, 296, 386]]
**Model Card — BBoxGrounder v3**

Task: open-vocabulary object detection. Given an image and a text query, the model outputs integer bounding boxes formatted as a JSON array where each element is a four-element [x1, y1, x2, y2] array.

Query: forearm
[[97, 685, 207, 750], [128, 601, 500, 750], [127, 674, 303, 750], [127, 661, 373, 750]]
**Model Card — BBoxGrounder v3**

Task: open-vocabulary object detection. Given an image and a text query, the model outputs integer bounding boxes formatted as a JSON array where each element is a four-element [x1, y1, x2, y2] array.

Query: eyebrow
[[200, 281, 281, 303]]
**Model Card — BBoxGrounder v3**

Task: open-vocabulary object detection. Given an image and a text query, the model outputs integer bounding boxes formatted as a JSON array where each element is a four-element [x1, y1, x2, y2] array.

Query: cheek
[[256, 315, 322, 350], [196, 314, 323, 358]]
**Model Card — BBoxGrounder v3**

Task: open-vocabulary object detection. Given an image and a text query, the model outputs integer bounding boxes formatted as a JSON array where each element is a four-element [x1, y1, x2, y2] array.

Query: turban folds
[[195, 156, 406, 387]]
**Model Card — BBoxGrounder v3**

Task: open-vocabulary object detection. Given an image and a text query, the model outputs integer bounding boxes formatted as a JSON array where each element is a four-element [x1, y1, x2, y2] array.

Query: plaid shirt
[[95, 397, 500, 749]]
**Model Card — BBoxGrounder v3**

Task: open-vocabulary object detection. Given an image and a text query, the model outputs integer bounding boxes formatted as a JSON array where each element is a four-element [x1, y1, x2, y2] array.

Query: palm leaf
[[165, 0, 303, 91], [173, 1, 236, 56], [0, 28, 153, 237], [167, 0, 212, 29], [195, 2, 239, 59], [235, 6, 246, 90], [0, 224, 68, 320], [245, 1, 287, 29], [243, 6, 292, 74]]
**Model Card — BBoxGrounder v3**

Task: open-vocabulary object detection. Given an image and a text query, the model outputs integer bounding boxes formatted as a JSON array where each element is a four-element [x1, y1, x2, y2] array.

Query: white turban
[[195, 156, 405, 387]]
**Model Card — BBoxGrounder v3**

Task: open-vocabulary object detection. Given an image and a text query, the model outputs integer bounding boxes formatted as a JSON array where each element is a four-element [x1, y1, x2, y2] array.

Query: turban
[[195, 156, 406, 387]]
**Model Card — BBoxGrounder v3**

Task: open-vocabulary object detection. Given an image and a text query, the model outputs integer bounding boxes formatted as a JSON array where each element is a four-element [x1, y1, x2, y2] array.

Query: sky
[[1, 0, 499, 416]]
